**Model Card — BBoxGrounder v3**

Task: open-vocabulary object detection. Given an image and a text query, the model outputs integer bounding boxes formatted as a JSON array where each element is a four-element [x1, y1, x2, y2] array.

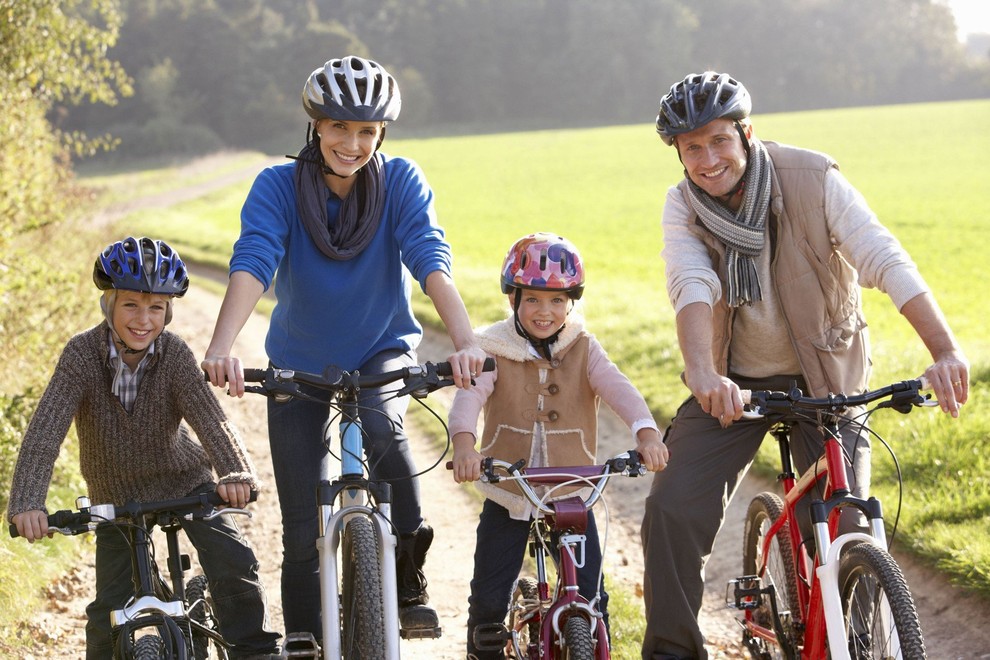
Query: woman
[[202, 55, 487, 642]]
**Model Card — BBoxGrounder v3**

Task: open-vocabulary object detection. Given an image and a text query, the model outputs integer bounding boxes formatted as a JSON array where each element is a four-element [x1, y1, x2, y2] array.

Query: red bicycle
[[727, 378, 934, 659], [459, 450, 645, 660]]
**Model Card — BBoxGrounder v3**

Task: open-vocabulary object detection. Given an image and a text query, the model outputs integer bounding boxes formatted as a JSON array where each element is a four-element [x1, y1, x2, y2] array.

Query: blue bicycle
[[241, 358, 493, 659]]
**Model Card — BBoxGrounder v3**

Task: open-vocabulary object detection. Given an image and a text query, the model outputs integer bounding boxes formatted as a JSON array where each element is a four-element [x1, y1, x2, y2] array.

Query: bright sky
[[944, 0, 990, 39]]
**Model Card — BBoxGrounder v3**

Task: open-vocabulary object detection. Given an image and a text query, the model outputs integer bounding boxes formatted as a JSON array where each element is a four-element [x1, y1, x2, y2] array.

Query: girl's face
[[111, 290, 169, 352], [316, 119, 383, 179], [512, 289, 570, 339]]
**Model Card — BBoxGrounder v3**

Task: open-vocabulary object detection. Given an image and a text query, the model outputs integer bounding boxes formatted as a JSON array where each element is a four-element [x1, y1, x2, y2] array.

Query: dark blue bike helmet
[[94, 237, 189, 297], [655, 71, 752, 146], [302, 56, 402, 123]]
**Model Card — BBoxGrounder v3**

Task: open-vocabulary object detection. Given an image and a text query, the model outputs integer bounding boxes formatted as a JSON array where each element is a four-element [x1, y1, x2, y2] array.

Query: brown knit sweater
[[6, 323, 257, 518]]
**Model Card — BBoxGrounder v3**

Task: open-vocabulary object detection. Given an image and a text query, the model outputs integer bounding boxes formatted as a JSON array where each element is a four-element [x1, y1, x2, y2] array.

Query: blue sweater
[[231, 153, 452, 372]]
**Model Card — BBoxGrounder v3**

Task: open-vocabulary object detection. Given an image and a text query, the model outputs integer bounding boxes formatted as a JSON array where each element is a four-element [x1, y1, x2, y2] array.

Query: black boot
[[396, 523, 442, 638]]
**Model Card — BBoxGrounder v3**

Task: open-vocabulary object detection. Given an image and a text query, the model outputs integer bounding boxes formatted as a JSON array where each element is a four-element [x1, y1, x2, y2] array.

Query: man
[[640, 71, 969, 660]]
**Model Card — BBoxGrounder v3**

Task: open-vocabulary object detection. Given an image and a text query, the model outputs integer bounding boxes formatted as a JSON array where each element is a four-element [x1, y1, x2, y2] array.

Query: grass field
[[119, 99, 990, 598]]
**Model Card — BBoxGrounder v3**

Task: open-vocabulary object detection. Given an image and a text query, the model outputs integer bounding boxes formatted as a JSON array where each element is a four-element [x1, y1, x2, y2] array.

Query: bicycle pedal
[[472, 622, 510, 651], [726, 575, 763, 610], [399, 625, 443, 640], [282, 631, 320, 658]]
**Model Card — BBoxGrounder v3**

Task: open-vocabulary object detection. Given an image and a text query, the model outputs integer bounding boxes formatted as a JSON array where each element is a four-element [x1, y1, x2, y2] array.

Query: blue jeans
[[85, 483, 280, 659], [466, 499, 609, 659], [267, 348, 421, 640]]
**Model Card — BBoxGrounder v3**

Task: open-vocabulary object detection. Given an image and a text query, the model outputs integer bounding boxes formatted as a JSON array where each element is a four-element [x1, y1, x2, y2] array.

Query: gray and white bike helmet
[[655, 71, 751, 146], [302, 56, 401, 123]]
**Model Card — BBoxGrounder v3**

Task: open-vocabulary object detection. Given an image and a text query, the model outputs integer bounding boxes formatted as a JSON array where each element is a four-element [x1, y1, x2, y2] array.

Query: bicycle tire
[[131, 634, 166, 659], [340, 515, 386, 659], [186, 574, 224, 660], [742, 492, 801, 659], [561, 615, 595, 660], [838, 542, 927, 659], [507, 576, 541, 658]]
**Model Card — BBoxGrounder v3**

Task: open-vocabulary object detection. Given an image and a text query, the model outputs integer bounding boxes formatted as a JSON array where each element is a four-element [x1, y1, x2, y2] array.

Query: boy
[[7, 236, 281, 659]]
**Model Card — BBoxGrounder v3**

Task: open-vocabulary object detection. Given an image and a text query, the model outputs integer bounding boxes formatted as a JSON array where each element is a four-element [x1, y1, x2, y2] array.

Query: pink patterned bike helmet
[[500, 233, 585, 300]]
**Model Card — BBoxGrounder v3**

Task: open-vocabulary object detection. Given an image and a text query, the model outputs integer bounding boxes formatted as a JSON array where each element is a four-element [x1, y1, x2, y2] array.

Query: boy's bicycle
[[726, 378, 936, 659], [9, 490, 255, 659], [239, 358, 494, 660], [461, 450, 647, 660]]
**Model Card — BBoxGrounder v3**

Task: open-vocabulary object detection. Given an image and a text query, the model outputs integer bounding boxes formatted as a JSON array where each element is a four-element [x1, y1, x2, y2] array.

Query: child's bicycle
[[239, 358, 494, 660], [726, 378, 937, 659], [461, 450, 647, 660], [9, 489, 255, 659]]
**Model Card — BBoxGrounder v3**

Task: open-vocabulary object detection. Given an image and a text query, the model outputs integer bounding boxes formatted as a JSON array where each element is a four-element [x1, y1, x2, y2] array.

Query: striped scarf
[[685, 138, 773, 307]]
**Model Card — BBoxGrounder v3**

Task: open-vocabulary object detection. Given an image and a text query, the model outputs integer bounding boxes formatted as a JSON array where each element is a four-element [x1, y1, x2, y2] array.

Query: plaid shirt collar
[[107, 331, 156, 413]]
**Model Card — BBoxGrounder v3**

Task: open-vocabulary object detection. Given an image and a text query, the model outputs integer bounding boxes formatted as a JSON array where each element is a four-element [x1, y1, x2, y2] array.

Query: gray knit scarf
[[685, 138, 773, 307], [293, 141, 385, 260]]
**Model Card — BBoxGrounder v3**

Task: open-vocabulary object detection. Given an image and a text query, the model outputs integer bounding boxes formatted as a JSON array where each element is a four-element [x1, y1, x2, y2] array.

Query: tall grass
[[121, 100, 990, 597]]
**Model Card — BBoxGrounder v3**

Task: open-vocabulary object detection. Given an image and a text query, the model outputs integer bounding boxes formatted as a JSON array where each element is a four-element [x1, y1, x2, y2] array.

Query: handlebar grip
[[445, 461, 453, 470], [436, 356, 496, 377], [243, 369, 268, 383]]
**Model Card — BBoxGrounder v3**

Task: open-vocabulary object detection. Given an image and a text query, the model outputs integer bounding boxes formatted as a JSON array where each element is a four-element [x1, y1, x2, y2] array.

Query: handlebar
[[237, 357, 496, 401], [740, 377, 935, 418], [9, 490, 258, 539], [447, 450, 646, 516]]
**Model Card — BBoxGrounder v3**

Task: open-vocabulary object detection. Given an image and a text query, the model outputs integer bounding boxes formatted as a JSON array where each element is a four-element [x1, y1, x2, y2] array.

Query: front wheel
[[131, 634, 166, 660], [838, 542, 926, 659], [561, 615, 595, 660], [340, 515, 386, 659]]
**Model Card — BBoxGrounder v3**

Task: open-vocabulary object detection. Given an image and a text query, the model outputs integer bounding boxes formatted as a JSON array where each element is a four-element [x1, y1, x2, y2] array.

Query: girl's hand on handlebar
[[11, 510, 49, 543], [636, 428, 668, 472], [202, 354, 246, 397], [446, 345, 489, 389], [451, 433, 485, 483], [216, 481, 252, 510]]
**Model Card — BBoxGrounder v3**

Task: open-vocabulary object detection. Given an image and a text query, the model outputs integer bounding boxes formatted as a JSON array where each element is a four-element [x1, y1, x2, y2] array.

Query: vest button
[[548, 410, 559, 422], [550, 359, 561, 368], [548, 384, 559, 394]]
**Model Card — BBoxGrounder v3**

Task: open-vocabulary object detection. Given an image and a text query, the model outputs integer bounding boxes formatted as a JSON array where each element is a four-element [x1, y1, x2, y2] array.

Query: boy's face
[[111, 290, 170, 352], [511, 289, 570, 339]]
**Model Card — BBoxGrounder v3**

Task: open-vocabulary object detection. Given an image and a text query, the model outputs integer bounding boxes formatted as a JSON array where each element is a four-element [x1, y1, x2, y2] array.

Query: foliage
[[52, 0, 990, 163]]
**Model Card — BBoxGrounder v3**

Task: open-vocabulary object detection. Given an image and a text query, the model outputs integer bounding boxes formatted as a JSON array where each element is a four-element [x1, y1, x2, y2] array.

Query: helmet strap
[[510, 288, 564, 361]]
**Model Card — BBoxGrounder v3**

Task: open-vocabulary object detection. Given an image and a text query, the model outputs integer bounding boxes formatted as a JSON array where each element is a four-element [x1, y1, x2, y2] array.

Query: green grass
[[99, 99, 990, 607]]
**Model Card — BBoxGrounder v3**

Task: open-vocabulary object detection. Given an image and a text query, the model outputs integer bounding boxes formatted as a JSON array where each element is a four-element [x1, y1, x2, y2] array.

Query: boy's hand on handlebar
[[635, 429, 668, 472], [11, 510, 49, 542], [202, 354, 246, 397], [216, 481, 252, 509], [446, 345, 489, 389]]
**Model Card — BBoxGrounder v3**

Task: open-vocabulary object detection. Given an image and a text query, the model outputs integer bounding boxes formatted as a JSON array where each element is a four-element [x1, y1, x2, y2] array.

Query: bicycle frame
[[317, 396, 402, 659], [477, 452, 645, 660], [731, 380, 933, 660]]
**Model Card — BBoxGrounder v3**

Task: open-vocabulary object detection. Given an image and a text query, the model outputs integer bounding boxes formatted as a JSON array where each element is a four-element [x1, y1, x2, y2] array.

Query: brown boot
[[396, 523, 442, 638]]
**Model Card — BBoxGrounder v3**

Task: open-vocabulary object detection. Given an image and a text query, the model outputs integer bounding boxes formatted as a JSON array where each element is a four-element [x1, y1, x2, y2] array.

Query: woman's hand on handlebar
[[202, 353, 246, 397], [451, 433, 485, 483], [635, 428, 668, 472], [446, 345, 490, 389], [11, 510, 50, 543]]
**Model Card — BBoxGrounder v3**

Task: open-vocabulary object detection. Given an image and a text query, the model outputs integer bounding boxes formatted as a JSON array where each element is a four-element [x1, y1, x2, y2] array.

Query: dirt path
[[14, 152, 990, 659]]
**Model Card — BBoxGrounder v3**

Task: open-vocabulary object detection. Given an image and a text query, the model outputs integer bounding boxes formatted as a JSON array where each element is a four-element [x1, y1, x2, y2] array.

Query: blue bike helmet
[[302, 56, 402, 123], [655, 71, 752, 146], [94, 237, 189, 297]]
